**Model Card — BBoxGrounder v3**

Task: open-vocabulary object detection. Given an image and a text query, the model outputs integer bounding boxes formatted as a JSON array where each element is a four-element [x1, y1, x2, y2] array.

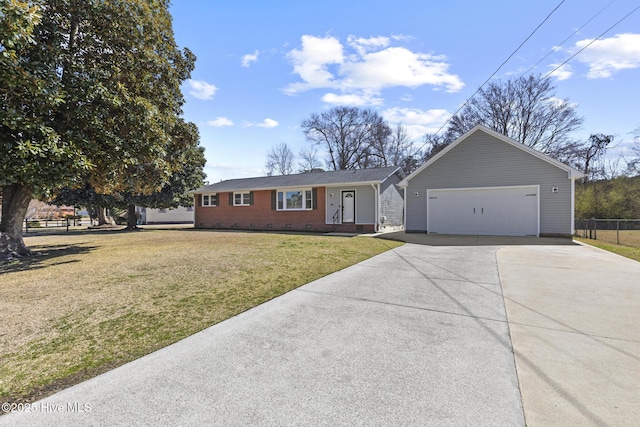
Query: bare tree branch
[[297, 146, 323, 173], [265, 143, 294, 175], [301, 107, 392, 170], [446, 74, 583, 159]]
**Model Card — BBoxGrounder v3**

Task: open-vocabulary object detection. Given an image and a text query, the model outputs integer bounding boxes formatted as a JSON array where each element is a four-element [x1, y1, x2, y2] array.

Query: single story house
[[400, 125, 584, 237], [192, 166, 405, 233]]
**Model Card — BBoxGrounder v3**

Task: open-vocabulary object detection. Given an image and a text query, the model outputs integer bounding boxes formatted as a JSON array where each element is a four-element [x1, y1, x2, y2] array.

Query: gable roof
[[400, 125, 584, 186], [193, 166, 404, 193]]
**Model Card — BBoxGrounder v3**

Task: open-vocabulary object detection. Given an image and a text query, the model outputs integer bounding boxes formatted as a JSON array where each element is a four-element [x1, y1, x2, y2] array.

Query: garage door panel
[[427, 186, 538, 236]]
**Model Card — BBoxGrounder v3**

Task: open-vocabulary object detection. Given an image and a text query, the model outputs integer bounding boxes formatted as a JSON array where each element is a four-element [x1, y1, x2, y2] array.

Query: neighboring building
[[400, 125, 584, 237], [192, 166, 405, 233], [25, 200, 75, 220], [136, 206, 194, 224]]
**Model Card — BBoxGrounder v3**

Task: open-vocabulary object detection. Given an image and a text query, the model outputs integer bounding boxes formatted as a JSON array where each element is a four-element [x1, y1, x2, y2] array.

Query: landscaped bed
[[0, 229, 402, 406]]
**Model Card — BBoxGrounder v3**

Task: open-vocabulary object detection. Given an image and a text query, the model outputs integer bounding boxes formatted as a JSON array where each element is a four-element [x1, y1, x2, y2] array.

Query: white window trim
[[202, 193, 217, 207], [277, 188, 313, 211], [234, 191, 251, 206]]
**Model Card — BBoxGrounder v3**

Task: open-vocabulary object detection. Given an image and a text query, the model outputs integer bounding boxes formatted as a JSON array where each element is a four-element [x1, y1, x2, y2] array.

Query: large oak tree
[[1, 0, 198, 259]]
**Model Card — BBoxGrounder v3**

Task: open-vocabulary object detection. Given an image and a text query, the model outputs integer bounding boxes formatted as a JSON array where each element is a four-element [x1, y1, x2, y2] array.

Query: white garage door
[[427, 186, 539, 236]]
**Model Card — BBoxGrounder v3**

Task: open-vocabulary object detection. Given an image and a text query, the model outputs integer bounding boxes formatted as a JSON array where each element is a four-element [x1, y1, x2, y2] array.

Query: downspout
[[371, 183, 379, 232], [193, 194, 198, 227], [399, 181, 407, 232], [570, 171, 576, 237]]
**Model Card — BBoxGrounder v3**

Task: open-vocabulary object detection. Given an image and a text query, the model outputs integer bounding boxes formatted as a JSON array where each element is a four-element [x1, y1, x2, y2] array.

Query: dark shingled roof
[[193, 166, 404, 193]]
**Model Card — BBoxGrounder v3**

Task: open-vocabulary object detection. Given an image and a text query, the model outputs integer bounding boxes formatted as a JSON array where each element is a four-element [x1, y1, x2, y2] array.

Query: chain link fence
[[575, 218, 640, 247]]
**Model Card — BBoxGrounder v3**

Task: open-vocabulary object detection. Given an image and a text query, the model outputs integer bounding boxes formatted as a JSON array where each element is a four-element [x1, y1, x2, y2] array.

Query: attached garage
[[427, 186, 539, 236], [401, 125, 584, 237]]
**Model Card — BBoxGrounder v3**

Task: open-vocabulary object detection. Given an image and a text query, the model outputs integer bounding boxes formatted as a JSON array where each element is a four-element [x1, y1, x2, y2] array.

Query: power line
[[544, 3, 640, 80], [518, 0, 615, 78], [410, 0, 567, 157]]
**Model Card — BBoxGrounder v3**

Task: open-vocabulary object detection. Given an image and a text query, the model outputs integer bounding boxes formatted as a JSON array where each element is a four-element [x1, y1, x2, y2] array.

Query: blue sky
[[169, 0, 640, 183]]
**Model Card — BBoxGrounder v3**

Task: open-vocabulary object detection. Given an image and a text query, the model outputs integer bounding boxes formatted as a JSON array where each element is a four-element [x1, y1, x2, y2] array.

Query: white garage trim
[[426, 185, 540, 237]]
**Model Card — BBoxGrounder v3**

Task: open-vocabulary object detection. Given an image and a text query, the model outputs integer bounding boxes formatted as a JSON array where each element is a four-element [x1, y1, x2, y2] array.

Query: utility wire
[[518, 0, 615, 78], [544, 3, 640, 80], [410, 0, 567, 157]]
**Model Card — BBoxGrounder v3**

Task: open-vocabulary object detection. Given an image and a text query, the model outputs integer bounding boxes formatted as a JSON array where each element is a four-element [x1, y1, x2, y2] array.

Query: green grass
[[575, 237, 640, 263], [0, 229, 403, 405], [574, 229, 640, 247]]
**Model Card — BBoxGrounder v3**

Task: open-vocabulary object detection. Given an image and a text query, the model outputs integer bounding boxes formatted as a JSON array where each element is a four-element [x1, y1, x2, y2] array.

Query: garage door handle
[[473, 208, 475, 214], [482, 208, 484, 214]]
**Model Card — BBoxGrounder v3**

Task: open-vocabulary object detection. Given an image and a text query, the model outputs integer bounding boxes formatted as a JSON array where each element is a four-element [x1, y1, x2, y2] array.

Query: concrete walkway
[[3, 235, 638, 426], [2, 244, 525, 426]]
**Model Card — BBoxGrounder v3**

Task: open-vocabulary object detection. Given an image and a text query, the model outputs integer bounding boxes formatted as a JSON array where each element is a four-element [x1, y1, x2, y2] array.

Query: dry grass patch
[[0, 229, 402, 405]]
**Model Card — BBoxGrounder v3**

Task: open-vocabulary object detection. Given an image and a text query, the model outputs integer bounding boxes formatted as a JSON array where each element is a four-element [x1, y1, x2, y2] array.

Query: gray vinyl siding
[[325, 188, 341, 224], [379, 172, 404, 226], [355, 185, 376, 224], [325, 185, 376, 224], [406, 131, 573, 234]]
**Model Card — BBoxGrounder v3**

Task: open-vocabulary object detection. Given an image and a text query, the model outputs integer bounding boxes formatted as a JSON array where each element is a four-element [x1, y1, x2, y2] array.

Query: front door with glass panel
[[342, 191, 355, 223]]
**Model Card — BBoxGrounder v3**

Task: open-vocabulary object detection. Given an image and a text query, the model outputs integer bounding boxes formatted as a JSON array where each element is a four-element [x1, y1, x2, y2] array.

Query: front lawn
[[0, 229, 402, 406]]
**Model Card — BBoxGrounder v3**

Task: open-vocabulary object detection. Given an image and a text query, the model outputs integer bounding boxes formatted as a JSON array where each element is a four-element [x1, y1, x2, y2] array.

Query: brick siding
[[195, 187, 374, 233]]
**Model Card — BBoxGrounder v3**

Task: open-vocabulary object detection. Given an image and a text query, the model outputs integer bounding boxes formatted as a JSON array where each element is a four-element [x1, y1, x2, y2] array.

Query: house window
[[277, 189, 313, 210], [234, 192, 251, 206], [202, 193, 217, 207]]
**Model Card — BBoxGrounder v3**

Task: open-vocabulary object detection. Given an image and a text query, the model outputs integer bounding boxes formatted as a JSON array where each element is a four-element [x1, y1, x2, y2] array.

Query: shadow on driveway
[[377, 231, 577, 246]]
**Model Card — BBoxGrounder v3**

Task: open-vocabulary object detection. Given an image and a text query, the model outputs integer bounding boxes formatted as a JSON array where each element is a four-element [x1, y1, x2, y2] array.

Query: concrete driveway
[[2, 234, 638, 426], [499, 243, 640, 426]]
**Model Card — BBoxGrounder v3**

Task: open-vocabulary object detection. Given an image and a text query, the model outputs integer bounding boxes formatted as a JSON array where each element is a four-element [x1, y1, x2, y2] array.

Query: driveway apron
[[1, 244, 525, 426]]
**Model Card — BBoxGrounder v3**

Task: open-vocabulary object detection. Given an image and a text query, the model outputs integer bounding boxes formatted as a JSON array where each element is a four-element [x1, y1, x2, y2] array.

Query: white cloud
[[242, 50, 259, 68], [321, 92, 383, 106], [548, 63, 573, 81], [257, 118, 279, 128], [207, 117, 234, 127], [341, 47, 464, 92], [285, 35, 344, 93], [382, 107, 451, 140], [391, 34, 414, 42], [347, 35, 390, 55], [187, 79, 218, 100], [572, 33, 640, 78], [383, 107, 451, 125], [245, 118, 279, 128], [284, 34, 464, 105]]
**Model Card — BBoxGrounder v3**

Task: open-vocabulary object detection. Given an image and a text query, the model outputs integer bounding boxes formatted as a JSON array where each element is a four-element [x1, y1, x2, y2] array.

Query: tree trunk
[[96, 207, 112, 226], [0, 184, 34, 260], [126, 204, 138, 230]]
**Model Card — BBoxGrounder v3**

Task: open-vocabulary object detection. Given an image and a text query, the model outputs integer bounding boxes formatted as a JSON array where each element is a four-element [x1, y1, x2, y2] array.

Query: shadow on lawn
[[0, 244, 96, 274]]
